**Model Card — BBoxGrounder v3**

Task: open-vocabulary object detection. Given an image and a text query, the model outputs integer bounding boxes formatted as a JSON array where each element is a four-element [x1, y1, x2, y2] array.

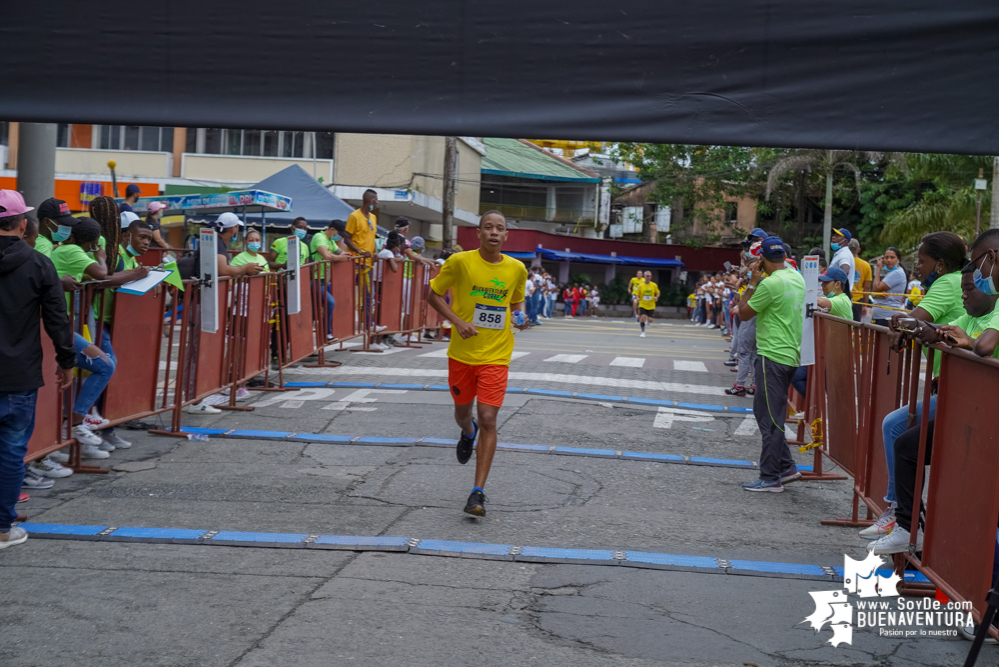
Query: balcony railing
[[478, 202, 595, 225]]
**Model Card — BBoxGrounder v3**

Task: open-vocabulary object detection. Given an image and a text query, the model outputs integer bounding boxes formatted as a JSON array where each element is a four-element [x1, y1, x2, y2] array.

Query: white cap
[[120, 211, 140, 228], [218, 212, 244, 229]]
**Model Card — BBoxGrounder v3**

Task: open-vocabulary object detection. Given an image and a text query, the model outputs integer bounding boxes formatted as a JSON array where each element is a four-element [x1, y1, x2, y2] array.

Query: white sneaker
[[48, 448, 70, 464], [102, 430, 132, 450], [72, 424, 102, 447], [84, 410, 109, 430], [0, 526, 28, 550], [870, 525, 923, 555], [185, 402, 222, 415], [235, 388, 251, 401], [640, 332, 646, 338], [80, 443, 110, 459], [858, 502, 896, 538], [374, 325, 388, 333], [29, 458, 73, 479]]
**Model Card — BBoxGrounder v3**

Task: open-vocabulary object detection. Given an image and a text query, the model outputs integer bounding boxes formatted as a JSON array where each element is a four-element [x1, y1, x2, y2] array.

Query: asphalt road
[[0, 316, 978, 666]]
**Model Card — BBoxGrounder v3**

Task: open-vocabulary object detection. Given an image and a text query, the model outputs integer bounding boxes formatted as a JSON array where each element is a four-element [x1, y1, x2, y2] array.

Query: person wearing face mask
[[829, 228, 855, 295], [951, 228, 999, 355], [144, 201, 171, 250], [816, 266, 853, 319], [343, 190, 378, 260], [310, 220, 352, 343], [231, 230, 270, 269], [869, 247, 907, 327], [267, 217, 310, 270], [862, 231, 968, 540], [50, 217, 149, 457], [35, 198, 80, 260]]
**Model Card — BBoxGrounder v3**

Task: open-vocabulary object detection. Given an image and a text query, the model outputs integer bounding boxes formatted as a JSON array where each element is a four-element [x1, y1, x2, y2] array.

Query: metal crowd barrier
[[812, 313, 999, 631]]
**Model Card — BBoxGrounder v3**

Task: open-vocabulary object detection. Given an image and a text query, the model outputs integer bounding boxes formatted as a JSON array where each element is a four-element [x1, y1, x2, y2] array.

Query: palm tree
[[766, 150, 897, 257]]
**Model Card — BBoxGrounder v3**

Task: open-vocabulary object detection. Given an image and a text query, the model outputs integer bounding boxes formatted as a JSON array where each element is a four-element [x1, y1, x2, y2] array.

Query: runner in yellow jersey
[[628, 270, 644, 320], [635, 271, 659, 337], [428, 211, 528, 517]]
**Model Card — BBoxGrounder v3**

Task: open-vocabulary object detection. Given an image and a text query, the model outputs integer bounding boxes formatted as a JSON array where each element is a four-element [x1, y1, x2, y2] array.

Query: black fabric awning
[[3, 2, 998, 154]]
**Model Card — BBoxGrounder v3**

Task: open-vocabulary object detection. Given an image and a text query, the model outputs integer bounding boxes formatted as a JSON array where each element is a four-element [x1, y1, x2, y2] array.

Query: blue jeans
[[526, 292, 537, 322], [0, 390, 36, 531], [73, 332, 116, 417], [313, 280, 335, 335], [578, 299, 587, 316], [881, 396, 936, 503], [532, 292, 543, 321]]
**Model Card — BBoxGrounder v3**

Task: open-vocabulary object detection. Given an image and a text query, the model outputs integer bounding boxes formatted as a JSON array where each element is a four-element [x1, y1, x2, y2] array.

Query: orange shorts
[[448, 358, 508, 407]]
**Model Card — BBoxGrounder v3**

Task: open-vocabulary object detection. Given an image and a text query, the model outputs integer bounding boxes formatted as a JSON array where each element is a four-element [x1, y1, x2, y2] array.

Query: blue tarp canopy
[[502, 251, 538, 260], [244, 164, 355, 230], [537, 248, 683, 268]]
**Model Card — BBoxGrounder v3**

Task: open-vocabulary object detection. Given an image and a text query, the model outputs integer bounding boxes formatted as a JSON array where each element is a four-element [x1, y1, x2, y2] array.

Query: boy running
[[636, 271, 659, 337], [428, 211, 528, 517]]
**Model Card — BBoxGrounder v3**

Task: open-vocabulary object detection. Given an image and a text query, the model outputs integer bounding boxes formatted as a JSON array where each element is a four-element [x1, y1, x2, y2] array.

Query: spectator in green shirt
[[817, 266, 854, 319], [231, 230, 270, 269], [309, 220, 353, 343], [266, 217, 310, 270], [735, 236, 805, 493]]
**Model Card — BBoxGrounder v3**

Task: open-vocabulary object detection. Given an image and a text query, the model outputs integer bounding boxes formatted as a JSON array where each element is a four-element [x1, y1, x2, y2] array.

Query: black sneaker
[[746, 385, 756, 395], [463, 490, 487, 517], [456, 421, 477, 465], [724, 359, 738, 367], [725, 385, 747, 397]]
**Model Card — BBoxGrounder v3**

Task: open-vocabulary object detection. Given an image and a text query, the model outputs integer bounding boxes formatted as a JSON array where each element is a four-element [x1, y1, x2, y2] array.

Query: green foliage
[[658, 284, 688, 307], [598, 276, 630, 306], [569, 273, 592, 285]]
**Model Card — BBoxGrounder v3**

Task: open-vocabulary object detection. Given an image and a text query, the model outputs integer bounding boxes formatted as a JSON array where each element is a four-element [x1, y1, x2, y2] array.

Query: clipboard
[[117, 269, 171, 296]]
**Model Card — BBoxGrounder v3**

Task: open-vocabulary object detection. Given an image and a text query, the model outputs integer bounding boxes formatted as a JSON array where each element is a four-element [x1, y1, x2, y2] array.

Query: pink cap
[[147, 201, 170, 213], [0, 190, 34, 216]]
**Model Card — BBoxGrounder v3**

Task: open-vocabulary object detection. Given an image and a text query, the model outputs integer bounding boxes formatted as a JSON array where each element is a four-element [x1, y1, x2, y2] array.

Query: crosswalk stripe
[[609, 356, 645, 368], [510, 351, 531, 361], [352, 347, 410, 356], [417, 348, 449, 358], [673, 360, 708, 373], [543, 354, 588, 363], [734, 416, 759, 436]]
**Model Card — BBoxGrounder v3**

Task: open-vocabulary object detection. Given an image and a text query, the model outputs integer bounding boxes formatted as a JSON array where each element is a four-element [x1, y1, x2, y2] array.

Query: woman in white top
[[870, 247, 908, 327]]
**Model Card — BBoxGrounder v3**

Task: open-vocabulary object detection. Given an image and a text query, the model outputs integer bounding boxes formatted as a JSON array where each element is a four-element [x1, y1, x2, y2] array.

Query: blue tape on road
[[225, 430, 293, 439], [354, 436, 417, 445], [576, 393, 626, 402], [178, 427, 231, 435], [554, 446, 617, 457], [287, 433, 355, 443], [621, 452, 684, 462], [425, 385, 451, 391], [285, 382, 328, 387], [377, 383, 429, 389], [676, 402, 726, 411], [626, 398, 675, 407], [415, 540, 511, 556], [526, 389, 574, 397], [689, 456, 754, 467], [497, 442, 549, 451], [728, 559, 827, 576], [17, 522, 851, 583], [329, 382, 378, 388]]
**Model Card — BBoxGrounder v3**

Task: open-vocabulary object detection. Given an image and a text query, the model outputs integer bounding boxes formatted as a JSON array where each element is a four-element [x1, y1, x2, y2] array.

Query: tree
[[765, 150, 900, 258]]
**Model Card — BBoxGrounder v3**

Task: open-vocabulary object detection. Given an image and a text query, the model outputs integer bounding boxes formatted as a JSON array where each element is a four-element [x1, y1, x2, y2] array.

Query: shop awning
[[502, 251, 538, 260], [537, 248, 683, 268]]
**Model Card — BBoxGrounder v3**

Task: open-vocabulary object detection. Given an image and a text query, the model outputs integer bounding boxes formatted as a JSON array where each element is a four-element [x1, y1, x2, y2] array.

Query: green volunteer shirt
[[747, 267, 806, 367], [827, 292, 853, 320], [231, 251, 269, 268], [917, 272, 964, 376], [100, 245, 139, 323], [309, 233, 340, 278], [949, 311, 999, 359], [271, 236, 309, 266], [52, 244, 97, 316], [35, 235, 54, 258]]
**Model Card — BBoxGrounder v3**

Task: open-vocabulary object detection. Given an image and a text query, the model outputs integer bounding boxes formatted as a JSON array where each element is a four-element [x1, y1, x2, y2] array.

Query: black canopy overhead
[[3, 2, 998, 154]]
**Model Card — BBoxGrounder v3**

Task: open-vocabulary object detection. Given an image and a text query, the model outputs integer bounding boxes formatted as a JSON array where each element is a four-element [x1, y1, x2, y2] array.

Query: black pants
[[753, 356, 798, 482], [852, 303, 863, 322], [894, 420, 935, 533]]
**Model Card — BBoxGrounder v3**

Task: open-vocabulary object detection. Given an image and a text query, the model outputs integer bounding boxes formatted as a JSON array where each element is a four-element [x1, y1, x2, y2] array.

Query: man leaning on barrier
[[0, 190, 75, 550], [734, 236, 806, 493]]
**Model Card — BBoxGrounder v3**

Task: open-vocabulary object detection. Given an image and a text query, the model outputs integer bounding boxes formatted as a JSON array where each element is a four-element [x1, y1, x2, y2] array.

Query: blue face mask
[[973, 252, 998, 295], [294, 228, 307, 240], [332, 235, 342, 243], [923, 271, 939, 290], [830, 243, 840, 252], [369, 204, 374, 212], [126, 244, 141, 257], [52, 224, 72, 243], [247, 241, 262, 252]]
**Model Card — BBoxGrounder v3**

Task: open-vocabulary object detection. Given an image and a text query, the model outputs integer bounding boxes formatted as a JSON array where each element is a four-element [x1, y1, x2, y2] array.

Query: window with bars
[[188, 129, 334, 159], [97, 126, 174, 152]]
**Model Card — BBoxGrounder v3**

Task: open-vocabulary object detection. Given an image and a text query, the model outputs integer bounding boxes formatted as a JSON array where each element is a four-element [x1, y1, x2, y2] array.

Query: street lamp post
[[975, 168, 988, 237]]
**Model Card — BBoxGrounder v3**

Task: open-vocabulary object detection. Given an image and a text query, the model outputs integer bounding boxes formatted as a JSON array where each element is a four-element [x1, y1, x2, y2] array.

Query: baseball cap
[[37, 198, 77, 225], [0, 190, 34, 216], [410, 236, 426, 250], [120, 211, 140, 228], [747, 227, 768, 241], [760, 236, 787, 260], [125, 184, 142, 196], [147, 201, 170, 214], [819, 266, 849, 284], [218, 212, 244, 229], [832, 228, 852, 241], [394, 217, 411, 229]]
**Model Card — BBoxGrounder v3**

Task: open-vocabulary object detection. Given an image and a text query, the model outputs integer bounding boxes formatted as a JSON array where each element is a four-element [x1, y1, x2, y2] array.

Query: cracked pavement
[[0, 318, 979, 666]]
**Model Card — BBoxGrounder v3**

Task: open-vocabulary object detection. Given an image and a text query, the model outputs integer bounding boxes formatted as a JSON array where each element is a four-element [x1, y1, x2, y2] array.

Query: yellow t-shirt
[[629, 277, 643, 295], [430, 250, 528, 366], [635, 281, 660, 309], [852, 257, 872, 302], [346, 209, 377, 257]]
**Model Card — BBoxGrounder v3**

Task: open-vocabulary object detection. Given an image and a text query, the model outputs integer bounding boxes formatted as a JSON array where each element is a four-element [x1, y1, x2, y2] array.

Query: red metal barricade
[[24, 327, 72, 464]]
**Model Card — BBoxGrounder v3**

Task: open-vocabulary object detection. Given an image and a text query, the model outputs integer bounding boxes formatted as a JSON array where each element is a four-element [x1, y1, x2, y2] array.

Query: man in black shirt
[[118, 184, 142, 213], [0, 191, 75, 549]]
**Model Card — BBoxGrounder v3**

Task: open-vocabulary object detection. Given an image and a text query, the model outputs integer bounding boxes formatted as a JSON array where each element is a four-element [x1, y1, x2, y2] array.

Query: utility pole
[[16, 123, 57, 208], [442, 136, 457, 249], [991, 156, 999, 229], [975, 167, 988, 237]]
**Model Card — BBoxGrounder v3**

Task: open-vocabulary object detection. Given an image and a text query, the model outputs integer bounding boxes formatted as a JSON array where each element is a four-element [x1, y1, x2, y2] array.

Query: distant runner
[[635, 271, 659, 337], [629, 270, 643, 319], [427, 211, 528, 517]]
